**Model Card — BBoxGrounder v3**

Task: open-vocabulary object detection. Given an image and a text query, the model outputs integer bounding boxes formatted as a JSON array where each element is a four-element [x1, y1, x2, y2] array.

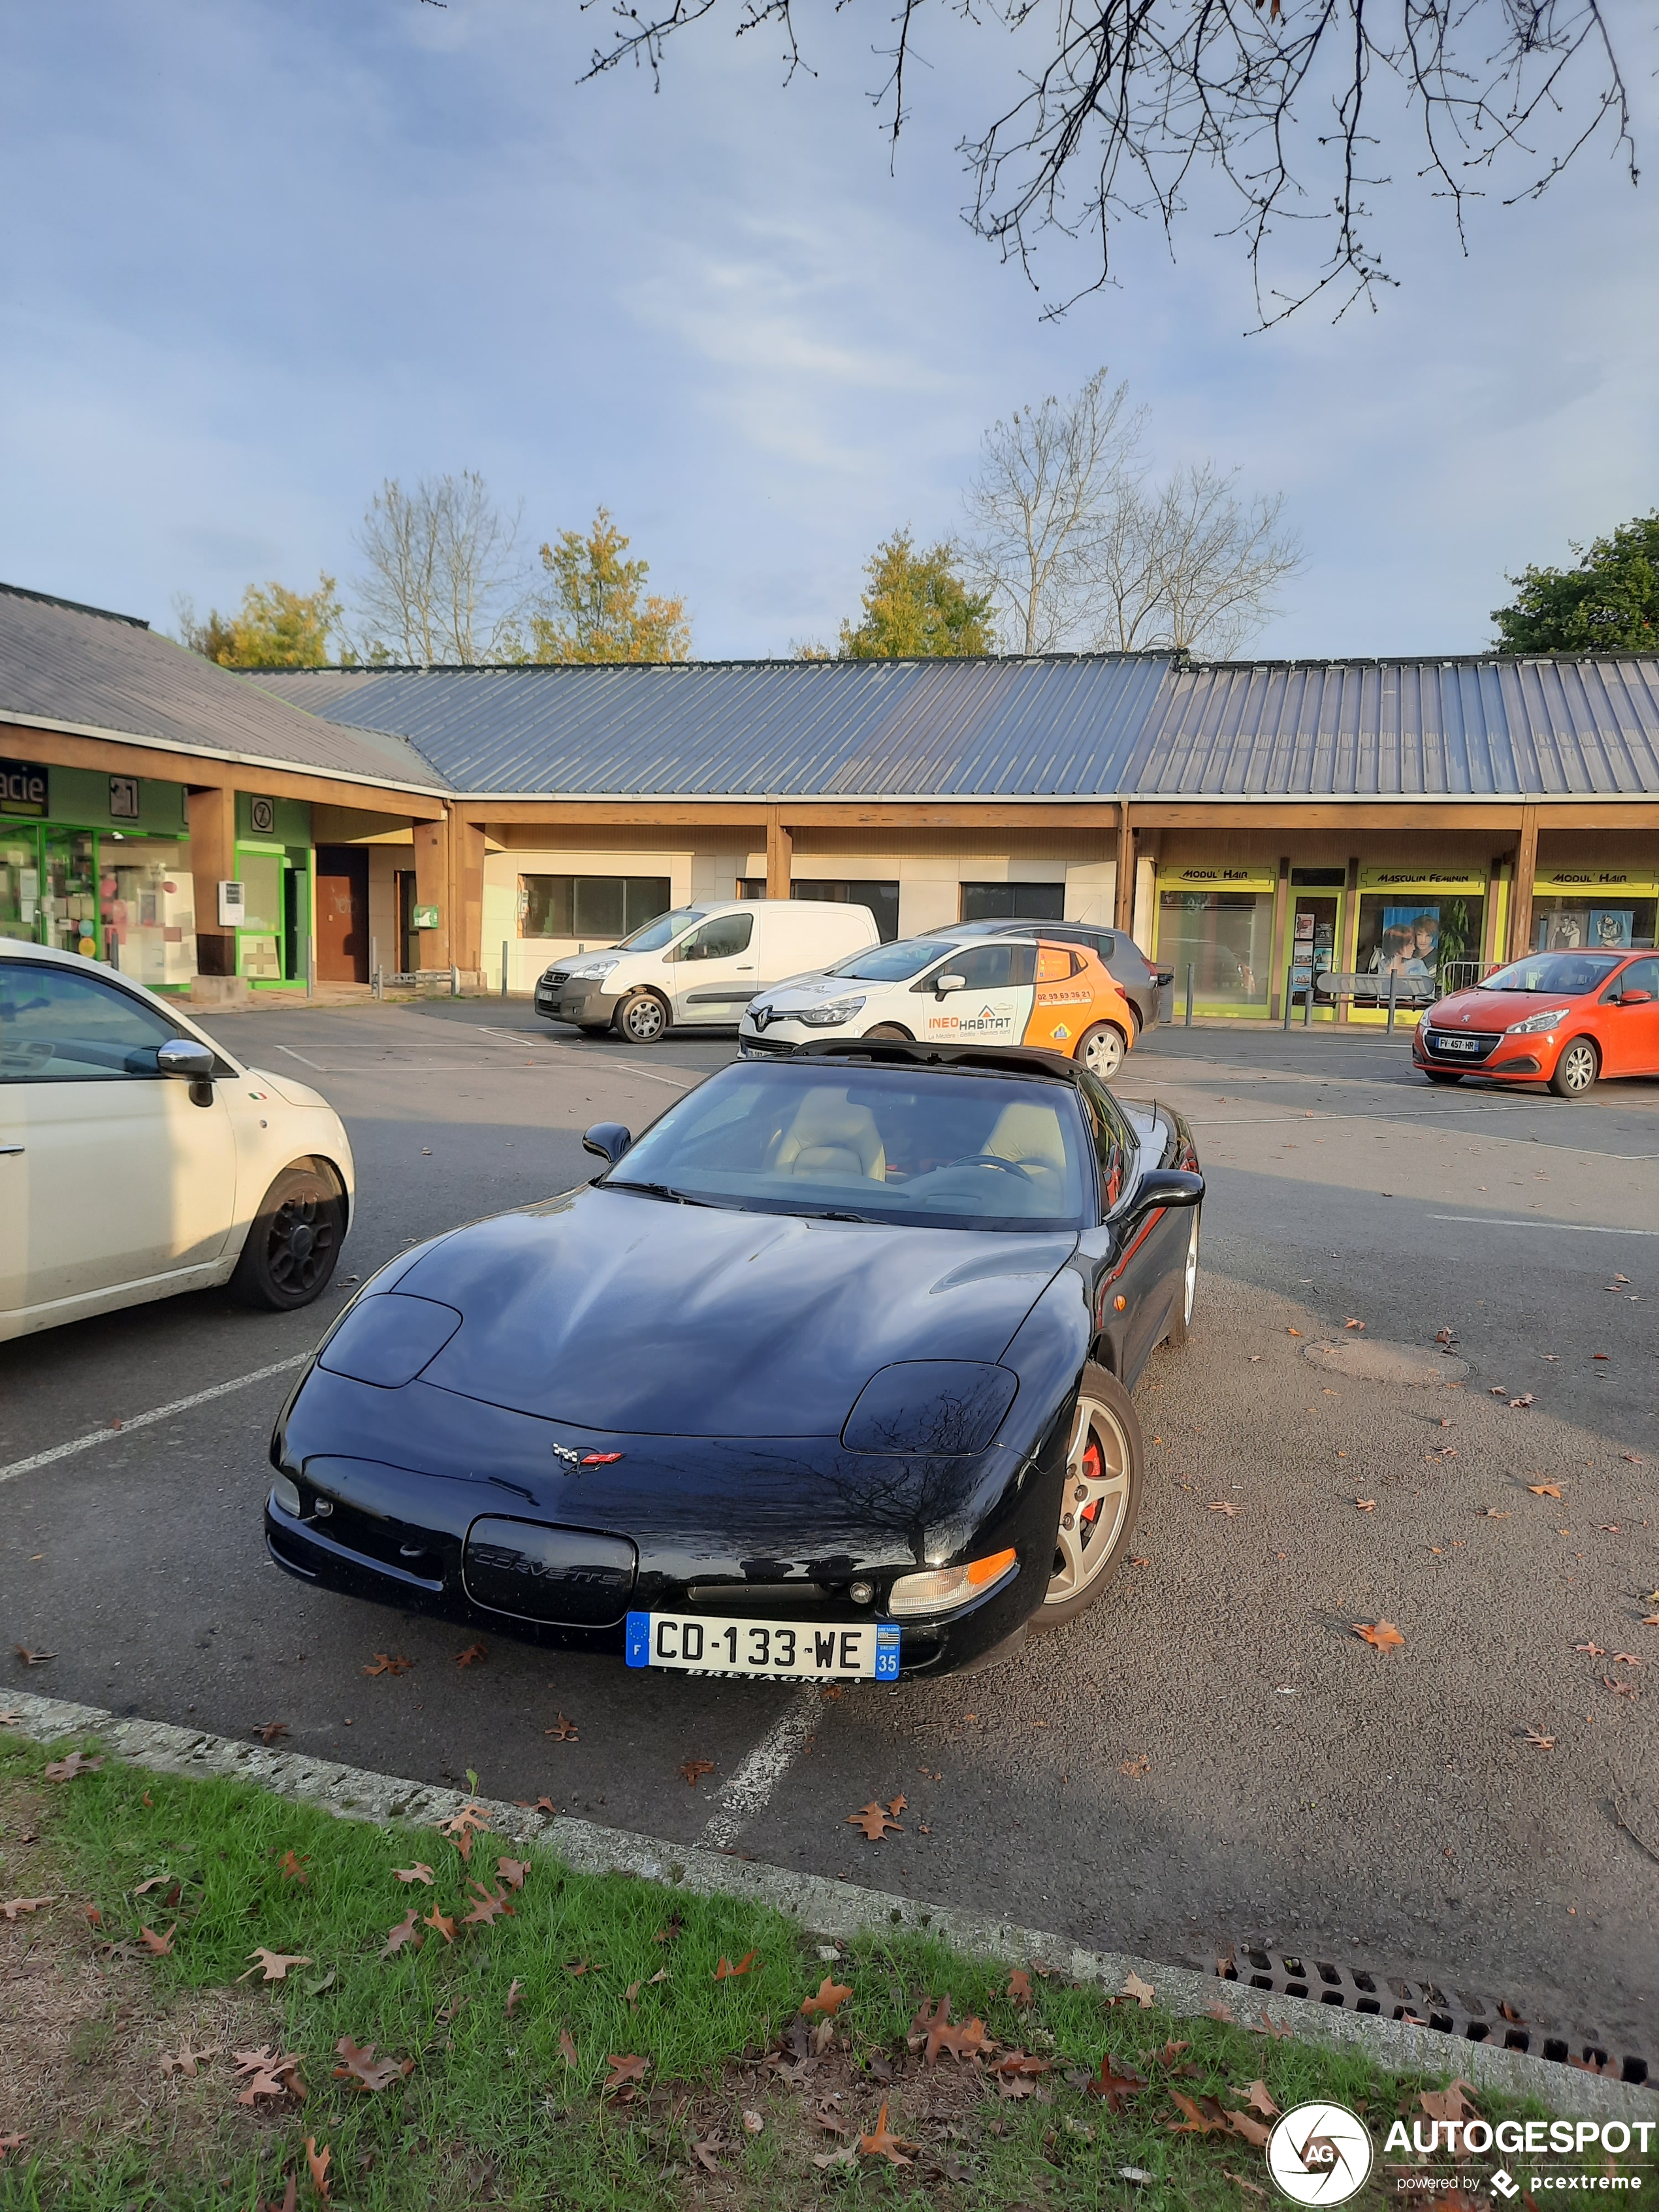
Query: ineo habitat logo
[[1265, 2101, 1374, 2204]]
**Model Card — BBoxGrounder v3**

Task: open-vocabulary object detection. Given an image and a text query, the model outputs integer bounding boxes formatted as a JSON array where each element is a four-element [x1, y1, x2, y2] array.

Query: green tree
[[1492, 514, 1659, 654], [528, 509, 690, 663], [175, 575, 343, 667], [837, 531, 995, 659]]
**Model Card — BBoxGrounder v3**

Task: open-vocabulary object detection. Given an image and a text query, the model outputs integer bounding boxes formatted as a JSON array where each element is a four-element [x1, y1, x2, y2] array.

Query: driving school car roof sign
[[0, 756, 47, 816]]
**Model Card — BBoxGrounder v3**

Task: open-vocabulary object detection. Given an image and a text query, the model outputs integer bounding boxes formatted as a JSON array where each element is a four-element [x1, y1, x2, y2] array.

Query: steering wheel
[[942, 1153, 1035, 1180]]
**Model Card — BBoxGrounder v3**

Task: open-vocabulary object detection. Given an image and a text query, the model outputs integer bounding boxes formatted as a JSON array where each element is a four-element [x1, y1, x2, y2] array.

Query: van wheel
[[613, 990, 670, 1044], [231, 1163, 344, 1311], [863, 1024, 912, 1040], [1076, 1021, 1127, 1080]]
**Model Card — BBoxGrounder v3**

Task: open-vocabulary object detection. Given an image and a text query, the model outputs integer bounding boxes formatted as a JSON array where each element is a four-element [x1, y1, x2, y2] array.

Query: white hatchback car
[[1, 941, 355, 1343]]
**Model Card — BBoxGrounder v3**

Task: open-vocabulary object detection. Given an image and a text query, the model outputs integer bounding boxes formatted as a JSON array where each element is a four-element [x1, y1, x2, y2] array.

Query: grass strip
[[0, 1726, 1641, 2209]]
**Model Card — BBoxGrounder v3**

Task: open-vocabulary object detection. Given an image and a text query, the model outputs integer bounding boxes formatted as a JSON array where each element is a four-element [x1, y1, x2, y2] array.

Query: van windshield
[[617, 907, 705, 953], [827, 939, 960, 982]]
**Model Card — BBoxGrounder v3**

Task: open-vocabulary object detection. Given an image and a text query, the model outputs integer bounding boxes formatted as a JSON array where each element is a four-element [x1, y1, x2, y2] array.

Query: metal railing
[[1438, 958, 1501, 995]]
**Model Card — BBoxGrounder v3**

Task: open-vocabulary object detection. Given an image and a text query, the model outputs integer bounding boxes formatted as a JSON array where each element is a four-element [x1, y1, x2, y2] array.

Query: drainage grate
[[1216, 1942, 1651, 2088]]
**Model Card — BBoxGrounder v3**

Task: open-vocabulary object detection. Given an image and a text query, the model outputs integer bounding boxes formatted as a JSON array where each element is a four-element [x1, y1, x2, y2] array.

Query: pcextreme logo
[[1266, 2102, 1374, 2203]]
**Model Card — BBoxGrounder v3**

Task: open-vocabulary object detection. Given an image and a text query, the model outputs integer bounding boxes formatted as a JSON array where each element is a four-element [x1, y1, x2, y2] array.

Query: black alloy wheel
[[231, 1164, 344, 1311]]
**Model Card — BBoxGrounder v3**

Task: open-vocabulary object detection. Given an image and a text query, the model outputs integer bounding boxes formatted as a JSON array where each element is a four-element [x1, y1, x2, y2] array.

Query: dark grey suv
[[919, 919, 1172, 1037]]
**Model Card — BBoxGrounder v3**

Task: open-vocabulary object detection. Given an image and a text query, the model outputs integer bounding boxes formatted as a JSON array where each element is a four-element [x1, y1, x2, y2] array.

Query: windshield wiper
[[792, 1206, 877, 1223], [607, 1180, 719, 1208]]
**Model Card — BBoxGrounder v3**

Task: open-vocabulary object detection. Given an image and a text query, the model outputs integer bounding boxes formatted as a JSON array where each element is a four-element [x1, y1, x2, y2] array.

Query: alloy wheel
[[1558, 1040, 1596, 1095], [1182, 1212, 1199, 1325], [1044, 1390, 1133, 1606], [266, 1193, 335, 1295]]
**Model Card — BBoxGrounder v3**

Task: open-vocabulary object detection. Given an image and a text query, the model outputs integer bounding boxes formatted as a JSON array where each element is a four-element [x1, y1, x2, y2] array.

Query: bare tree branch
[[576, 0, 1637, 320], [351, 473, 526, 665]]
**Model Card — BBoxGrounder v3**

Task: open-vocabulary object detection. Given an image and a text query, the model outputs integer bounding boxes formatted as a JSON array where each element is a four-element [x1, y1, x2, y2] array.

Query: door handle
[[0, 1145, 22, 1157], [735, 964, 754, 970]]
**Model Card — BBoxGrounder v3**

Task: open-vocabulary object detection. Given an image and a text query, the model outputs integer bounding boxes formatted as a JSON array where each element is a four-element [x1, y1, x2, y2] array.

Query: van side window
[[677, 913, 754, 962]]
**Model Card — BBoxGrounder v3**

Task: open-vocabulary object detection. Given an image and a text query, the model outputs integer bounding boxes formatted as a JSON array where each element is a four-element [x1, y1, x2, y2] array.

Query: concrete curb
[[4, 1690, 1651, 2123]]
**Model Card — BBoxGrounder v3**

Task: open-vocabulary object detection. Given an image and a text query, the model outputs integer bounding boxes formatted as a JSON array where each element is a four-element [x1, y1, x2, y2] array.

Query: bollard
[[371, 936, 378, 980], [1386, 967, 1398, 1034], [501, 940, 509, 999], [450, 963, 460, 998], [304, 940, 314, 1000], [1305, 973, 1313, 1027], [1184, 964, 1195, 1027], [1282, 963, 1295, 1031], [373, 966, 383, 1002]]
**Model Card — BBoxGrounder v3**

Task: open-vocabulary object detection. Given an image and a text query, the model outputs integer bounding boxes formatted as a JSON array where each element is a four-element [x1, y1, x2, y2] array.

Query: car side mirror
[[157, 1038, 215, 1080], [934, 973, 967, 997], [1121, 1166, 1204, 1223], [1619, 987, 1654, 1005], [583, 1121, 633, 1166]]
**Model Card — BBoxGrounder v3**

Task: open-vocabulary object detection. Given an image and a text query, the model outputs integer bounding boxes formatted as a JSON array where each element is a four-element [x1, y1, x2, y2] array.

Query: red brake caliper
[[1080, 1437, 1103, 1523]]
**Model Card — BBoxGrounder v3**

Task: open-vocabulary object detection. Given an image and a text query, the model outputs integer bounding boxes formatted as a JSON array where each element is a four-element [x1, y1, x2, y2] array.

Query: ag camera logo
[[1265, 2101, 1374, 2204]]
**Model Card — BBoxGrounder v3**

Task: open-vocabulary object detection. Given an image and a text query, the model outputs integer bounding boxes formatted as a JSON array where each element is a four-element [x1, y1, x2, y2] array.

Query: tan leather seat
[[772, 1089, 887, 1183], [982, 1102, 1068, 1200]]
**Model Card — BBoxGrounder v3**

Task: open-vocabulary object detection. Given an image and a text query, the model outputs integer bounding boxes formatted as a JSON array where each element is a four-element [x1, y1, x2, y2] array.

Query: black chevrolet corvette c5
[[265, 1041, 1202, 1682]]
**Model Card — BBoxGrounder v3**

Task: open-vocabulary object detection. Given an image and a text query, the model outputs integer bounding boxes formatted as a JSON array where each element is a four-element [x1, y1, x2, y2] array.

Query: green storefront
[[229, 790, 314, 987]]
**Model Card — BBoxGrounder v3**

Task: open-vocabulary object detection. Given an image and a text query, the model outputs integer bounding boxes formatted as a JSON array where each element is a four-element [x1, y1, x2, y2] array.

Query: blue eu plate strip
[[624, 1611, 651, 1667], [875, 1623, 901, 1681]]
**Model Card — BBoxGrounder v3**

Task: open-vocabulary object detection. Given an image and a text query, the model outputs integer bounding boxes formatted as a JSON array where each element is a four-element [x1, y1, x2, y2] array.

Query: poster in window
[[1590, 909, 1633, 949]]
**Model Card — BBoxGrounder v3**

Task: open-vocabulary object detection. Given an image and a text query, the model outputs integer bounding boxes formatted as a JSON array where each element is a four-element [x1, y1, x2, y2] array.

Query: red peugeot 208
[[1413, 948, 1659, 1098]]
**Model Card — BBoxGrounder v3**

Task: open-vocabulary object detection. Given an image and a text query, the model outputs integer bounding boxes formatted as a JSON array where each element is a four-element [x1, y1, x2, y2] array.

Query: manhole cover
[[1301, 1339, 1469, 1386]]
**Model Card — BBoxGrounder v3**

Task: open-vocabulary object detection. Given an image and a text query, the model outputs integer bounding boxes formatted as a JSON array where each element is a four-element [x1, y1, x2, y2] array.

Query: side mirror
[[157, 1038, 215, 1080], [583, 1121, 633, 1166], [934, 973, 967, 997], [1122, 1166, 1204, 1223], [1619, 988, 1654, 1005]]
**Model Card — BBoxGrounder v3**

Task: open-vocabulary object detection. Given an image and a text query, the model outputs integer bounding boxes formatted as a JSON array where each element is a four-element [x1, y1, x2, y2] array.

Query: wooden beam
[[413, 816, 449, 969], [1268, 854, 1290, 1021], [455, 800, 771, 829], [1132, 802, 1534, 831], [1114, 805, 1135, 930], [0, 719, 447, 818], [766, 809, 793, 899], [1508, 804, 1539, 960], [186, 786, 237, 978]]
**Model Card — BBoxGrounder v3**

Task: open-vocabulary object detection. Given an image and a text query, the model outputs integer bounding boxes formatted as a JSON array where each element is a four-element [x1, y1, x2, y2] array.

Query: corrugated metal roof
[[251, 652, 1659, 801], [0, 583, 449, 792]]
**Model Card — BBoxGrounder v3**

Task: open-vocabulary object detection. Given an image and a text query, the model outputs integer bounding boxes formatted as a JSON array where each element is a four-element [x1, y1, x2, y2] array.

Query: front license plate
[[625, 1612, 900, 1681], [1438, 1036, 1481, 1053]]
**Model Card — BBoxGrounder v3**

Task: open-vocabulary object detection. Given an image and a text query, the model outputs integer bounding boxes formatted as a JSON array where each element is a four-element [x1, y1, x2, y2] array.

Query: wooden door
[[315, 846, 369, 982]]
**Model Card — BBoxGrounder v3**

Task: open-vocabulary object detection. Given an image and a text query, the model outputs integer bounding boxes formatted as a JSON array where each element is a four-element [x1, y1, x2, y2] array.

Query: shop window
[[518, 874, 671, 939], [1157, 891, 1272, 1007], [1, 838, 40, 944], [1532, 897, 1655, 953], [736, 878, 901, 942], [1290, 867, 1345, 889], [42, 829, 98, 957], [1355, 892, 1485, 995], [961, 882, 1065, 923], [103, 843, 195, 988]]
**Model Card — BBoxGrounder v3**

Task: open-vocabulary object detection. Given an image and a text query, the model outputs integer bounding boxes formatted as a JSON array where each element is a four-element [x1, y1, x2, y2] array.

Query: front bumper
[[1413, 1026, 1541, 1078], [535, 978, 611, 1025]]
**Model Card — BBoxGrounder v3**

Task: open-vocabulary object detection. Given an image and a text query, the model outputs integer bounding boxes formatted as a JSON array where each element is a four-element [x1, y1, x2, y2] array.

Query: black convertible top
[[781, 1038, 1086, 1085]]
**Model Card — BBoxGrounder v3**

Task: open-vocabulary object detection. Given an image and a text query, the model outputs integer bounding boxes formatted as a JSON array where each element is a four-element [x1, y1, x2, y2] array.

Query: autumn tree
[[527, 509, 691, 663], [838, 532, 994, 659], [174, 575, 343, 667], [351, 472, 525, 664], [1492, 514, 1659, 654]]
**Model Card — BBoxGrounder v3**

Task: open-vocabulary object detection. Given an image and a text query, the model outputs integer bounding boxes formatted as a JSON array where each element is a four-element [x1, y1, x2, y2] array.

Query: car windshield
[[824, 939, 959, 982], [1479, 952, 1624, 995], [615, 906, 705, 953], [605, 1061, 1091, 1230]]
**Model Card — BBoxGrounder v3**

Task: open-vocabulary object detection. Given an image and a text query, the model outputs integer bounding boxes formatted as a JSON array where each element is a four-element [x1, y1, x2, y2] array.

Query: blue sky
[[3, 1, 1655, 660]]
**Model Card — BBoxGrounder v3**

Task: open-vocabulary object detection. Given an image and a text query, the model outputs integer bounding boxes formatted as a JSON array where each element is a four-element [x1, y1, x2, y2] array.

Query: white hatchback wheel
[[1077, 1022, 1126, 1080]]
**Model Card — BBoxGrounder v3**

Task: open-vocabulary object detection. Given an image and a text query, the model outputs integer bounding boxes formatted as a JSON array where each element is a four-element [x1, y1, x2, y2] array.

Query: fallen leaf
[[138, 1924, 176, 1956], [1623, 1452, 1645, 1466], [1509, 1393, 1535, 1409], [361, 1653, 413, 1676], [82, 1905, 101, 1927], [0, 2137, 27, 2160], [1344, 1317, 1366, 1331], [654, 1916, 684, 1944], [678, 1757, 714, 1786], [1243, 2079, 1280, 2118], [1225, 2106, 1272, 2147], [604, 2053, 649, 2091], [12, 1647, 54, 1665], [1006, 1968, 1034, 2010], [305, 2139, 332, 2200], [1223, 2168, 1267, 2199], [691, 2132, 726, 2172], [559, 2028, 579, 2067], [533, 1796, 557, 1814], [495, 1857, 529, 1890], [1088, 2053, 1146, 2112], [461, 1880, 515, 1928], [544, 1712, 579, 1740], [1419, 2079, 1481, 2124], [858, 2100, 917, 2166], [1119, 1755, 1151, 1776], [453, 1643, 487, 1666], [1523, 1728, 1556, 1750], [393, 1863, 434, 1885], [715, 1949, 757, 1980], [1605, 1675, 1638, 1699], [1286, 1328, 1302, 1338], [41, 1752, 102, 1782], [1355, 1499, 1376, 1512], [423, 1905, 457, 1944], [1479, 1509, 1511, 1519], [1157, 2040, 1191, 2066], [233, 2047, 308, 2104], [803, 1975, 853, 2018], [132, 1874, 176, 1896], [278, 1849, 310, 1884], [1168, 2091, 1232, 2134], [255, 1721, 289, 1745], [238, 1948, 310, 1983], [157, 2040, 219, 2079], [1123, 1970, 1155, 2008], [333, 2036, 413, 2092], [379, 1910, 423, 1959], [0, 1896, 54, 1921], [1527, 1483, 1563, 1498], [564, 1958, 592, 1976], [846, 1801, 903, 1841], [1352, 1620, 1406, 1652], [1206, 1501, 1242, 1516], [991, 2051, 1049, 2097]]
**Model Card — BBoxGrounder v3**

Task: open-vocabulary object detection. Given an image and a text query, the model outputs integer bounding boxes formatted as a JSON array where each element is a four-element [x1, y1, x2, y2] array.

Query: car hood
[[248, 1065, 333, 1111], [1428, 990, 1575, 1031], [400, 1185, 1074, 1436]]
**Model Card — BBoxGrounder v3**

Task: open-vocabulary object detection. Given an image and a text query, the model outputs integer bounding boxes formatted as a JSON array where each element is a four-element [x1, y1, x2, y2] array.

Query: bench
[[1283, 967, 1438, 1031]]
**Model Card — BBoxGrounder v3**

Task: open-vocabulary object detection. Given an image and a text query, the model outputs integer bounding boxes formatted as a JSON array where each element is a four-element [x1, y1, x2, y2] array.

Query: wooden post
[[1268, 854, 1290, 1021], [766, 810, 792, 900], [1507, 805, 1539, 961], [453, 815, 485, 980], [1114, 804, 1135, 930], [413, 814, 448, 970], [187, 784, 238, 977]]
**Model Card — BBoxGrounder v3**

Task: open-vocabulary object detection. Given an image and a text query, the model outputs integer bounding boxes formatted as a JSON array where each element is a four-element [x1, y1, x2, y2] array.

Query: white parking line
[[0, 1354, 312, 1485], [698, 1684, 821, 1850], [1426, 1213, 1659, 1236], [274, 1044, 325, 1068]]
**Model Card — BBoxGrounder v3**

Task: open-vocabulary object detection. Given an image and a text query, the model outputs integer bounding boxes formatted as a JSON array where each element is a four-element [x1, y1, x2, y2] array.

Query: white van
[[533, 899, 881, 1043]]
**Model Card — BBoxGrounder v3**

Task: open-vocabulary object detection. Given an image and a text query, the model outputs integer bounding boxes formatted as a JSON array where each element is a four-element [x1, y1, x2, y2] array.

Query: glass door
[[1291, 896, 1340, 996], [41, 828, 99, 956], [0, 828, 40, 944], [236, 846, 286, 981]]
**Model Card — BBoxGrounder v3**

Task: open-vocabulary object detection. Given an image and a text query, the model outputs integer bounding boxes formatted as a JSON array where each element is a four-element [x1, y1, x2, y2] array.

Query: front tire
[[1549, 1036, 1599, 1098], [1076, 1021, 1127, 1081], [1163, 1210, 1200, 1347], [613, 989, 670, 1044], [230, 1163, 344, 1312], [1031, 1364, 1144, 1631], [863, 1023, 912, 1040]]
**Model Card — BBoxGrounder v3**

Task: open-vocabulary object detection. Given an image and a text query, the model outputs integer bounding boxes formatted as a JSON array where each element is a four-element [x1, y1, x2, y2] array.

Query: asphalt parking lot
[[4, 999, 1656, 2056]]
